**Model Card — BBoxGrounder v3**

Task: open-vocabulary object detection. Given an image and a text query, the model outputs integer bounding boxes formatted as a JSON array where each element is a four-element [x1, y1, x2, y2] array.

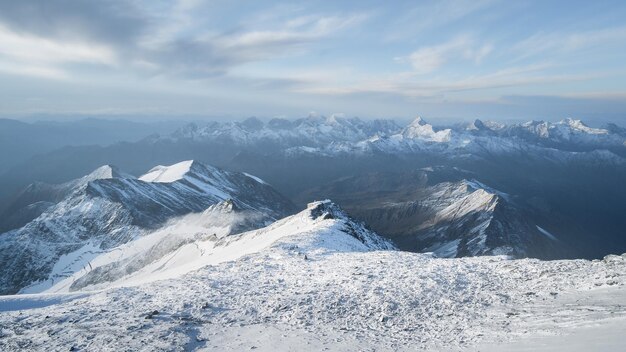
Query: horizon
[[2, 111, 624, 128]]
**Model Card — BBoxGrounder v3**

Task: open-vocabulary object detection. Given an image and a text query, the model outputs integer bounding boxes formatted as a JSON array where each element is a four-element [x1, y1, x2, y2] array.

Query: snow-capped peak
[[139, 160, 195, 183], [402, 116, 452, 142], [39, 199, 393, 293], [83, 165, 132, 182], [559, 118, 608, 135], [466, 119, 487, 131]]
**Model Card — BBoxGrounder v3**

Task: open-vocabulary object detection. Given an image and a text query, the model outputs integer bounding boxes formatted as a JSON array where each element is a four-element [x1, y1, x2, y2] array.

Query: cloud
[[0, 24, 117, 80], [0, 1, 368, 80], [0, 25, 116, 65], [0, 0, 147, 46], [384, 0, 498, 41], [137, 13, 367, 78], [293, 63, 597, 98], [398, 36, 493, 74], [512, 26, 626, 60]]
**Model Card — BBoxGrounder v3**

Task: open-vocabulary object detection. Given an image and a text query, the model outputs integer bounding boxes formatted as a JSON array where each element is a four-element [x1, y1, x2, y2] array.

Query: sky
[[0, 0, 626, 123]]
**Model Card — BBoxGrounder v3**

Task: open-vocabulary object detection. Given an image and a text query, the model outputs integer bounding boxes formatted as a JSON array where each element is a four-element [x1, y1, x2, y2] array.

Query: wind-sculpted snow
[[0, 247, 624, 350], [39, 200, 394, 293], [0, 161, 296, 295]]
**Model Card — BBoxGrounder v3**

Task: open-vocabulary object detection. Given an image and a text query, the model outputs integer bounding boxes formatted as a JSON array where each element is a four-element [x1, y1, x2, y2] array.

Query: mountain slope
[[41, 200, 395, 293], [0, 160, 296, 295], [0, 241, 624, 351], [301, 168, 561, 258], [0, 165, 132, 232]]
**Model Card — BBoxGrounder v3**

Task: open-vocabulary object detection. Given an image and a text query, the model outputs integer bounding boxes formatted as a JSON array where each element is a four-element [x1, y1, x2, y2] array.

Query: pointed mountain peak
[[402, 116, 451, 142], [327, 113, 346, 124], [84, 165, 132, 182], [467, 119, 487, 131], [202, 198, 241, 214], [306, 199, 346, 221], [408, 116, 428, 127], [139, 160, 197, 183]]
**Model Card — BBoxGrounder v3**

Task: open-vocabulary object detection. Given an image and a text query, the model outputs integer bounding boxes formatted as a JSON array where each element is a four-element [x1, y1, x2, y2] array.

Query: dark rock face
[[303, 169, 563, 259]]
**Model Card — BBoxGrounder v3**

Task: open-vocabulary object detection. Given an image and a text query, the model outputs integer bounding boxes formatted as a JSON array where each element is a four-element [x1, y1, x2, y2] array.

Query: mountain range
[[0, 115, 624, 264], [0, 160, 295, 295]]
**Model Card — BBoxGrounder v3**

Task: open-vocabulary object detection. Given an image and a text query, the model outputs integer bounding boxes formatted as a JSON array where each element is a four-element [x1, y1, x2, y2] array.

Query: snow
[[536, 225, 559, 241], [39, 201, 392, 293], [1, 199, 625, 350], [401, 116, 452, 142], [19, 242, 103, 294], [561, 118, 608, 135], [139, 160, 194, 183], [243, 172, 268, 185], [0, 292, 91, 312], [0, 160, 295, 295], [1, 249, 624, 351]]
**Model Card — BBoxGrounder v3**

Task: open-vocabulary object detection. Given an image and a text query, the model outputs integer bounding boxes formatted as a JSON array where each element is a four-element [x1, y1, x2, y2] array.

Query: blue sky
[[0, 0, 625, 122]]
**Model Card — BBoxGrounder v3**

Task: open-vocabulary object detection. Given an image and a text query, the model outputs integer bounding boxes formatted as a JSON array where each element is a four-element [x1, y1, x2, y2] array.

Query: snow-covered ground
[[1, 245, 624, 351], [0, 201, 624, 351]]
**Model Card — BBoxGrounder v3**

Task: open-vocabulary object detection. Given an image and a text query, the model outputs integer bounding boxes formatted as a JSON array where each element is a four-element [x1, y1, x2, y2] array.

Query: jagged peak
[[521, 119, 548, 127], [301, 199, 395, 250], [202, 199, 241, 214], [306, 199, 346, 221], [408, 116, 428, 127], [559, 118, 608, 135], [402, 116, 451, 142], [466, 119, 487, 131], [326, 113, 346, 125], [83, 165, 132, 182]]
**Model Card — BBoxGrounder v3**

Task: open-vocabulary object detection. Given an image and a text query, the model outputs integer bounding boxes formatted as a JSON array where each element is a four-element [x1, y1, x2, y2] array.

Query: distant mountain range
[[0, 115, 624, 266]]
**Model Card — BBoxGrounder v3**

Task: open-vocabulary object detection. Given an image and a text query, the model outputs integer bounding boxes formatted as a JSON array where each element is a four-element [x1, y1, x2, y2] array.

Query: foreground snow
[[1, 248, 624, 351]]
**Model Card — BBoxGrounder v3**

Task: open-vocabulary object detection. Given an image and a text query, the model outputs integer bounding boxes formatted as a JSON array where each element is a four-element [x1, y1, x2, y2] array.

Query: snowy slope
[[0, 165, 131, 232], [0, 161, 295, 295], [41, 200, 394, 293], [307, 169, 559, 258], [0, 244, 624, 351], [406, 179, 558, 258]]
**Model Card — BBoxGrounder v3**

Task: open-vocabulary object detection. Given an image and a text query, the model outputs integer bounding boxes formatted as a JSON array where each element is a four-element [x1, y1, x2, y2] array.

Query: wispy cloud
[[141, 12, 369, 78], [0, 25, 116, 65], [293, 63, 597, 98], [396, 36, 493, 74], [0, 24, 117, 79], [384, 0, 498, 41], [512, 26, 626, 61]]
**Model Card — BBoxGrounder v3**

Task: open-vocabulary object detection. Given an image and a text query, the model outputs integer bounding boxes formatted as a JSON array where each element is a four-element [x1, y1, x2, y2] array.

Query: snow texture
[[0, 202, 625, 351]]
